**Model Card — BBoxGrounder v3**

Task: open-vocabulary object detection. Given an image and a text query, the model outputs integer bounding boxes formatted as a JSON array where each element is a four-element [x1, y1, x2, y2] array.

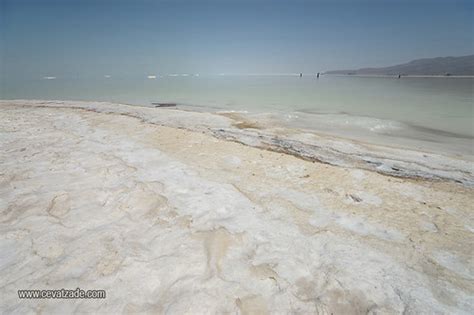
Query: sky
[[1, 0, 473, 77]]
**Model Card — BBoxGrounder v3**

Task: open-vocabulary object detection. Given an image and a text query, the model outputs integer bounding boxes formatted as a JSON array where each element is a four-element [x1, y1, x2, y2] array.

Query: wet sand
[[0, 100, 473, 313]]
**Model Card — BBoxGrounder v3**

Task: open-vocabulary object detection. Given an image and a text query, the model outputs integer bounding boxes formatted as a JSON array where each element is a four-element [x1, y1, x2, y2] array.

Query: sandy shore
[[0, 100, 473, 313]]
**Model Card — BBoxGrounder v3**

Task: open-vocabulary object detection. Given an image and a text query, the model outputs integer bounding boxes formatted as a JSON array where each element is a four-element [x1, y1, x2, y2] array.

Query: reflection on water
[[2, 75, 473, 139]]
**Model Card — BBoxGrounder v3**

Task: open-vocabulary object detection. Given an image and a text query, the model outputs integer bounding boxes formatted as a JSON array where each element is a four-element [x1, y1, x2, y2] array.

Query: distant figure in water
[[317, 72, 320, 79], [300, 73, 303, 77], [398, 74, 401, 79]]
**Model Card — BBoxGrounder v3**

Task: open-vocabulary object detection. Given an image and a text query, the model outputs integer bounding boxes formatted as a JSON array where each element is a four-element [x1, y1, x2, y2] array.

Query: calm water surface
[[2, 75, 473, 152]]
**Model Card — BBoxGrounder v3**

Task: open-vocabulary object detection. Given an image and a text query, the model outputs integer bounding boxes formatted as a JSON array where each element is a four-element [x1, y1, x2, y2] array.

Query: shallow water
[[2, 75, 473, 154]]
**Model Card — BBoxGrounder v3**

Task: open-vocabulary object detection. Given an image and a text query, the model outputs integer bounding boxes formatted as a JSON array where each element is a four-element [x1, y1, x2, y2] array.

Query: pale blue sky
[[1, 0, 473, 77]]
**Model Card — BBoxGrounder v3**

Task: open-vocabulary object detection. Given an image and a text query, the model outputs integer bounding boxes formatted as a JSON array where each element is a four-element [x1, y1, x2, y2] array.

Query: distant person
[[317, 72, 320, 78], [300, 73, 303, 78], [398, 74, 401, 79]]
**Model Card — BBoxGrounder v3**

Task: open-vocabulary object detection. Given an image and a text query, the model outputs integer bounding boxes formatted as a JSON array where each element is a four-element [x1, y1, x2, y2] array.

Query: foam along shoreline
[[215, 110, 473, 165], [1, 100, 473, 313], [2, 100, 473, 186]]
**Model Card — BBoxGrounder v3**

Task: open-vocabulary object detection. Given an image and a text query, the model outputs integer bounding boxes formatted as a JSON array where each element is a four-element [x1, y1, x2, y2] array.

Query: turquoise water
[[1, 74, 473, 143]]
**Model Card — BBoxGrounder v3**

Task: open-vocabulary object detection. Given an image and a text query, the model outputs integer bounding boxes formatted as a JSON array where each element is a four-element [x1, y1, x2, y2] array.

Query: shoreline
[[323, 74, 474, 78], [2, 99, 473, 186]]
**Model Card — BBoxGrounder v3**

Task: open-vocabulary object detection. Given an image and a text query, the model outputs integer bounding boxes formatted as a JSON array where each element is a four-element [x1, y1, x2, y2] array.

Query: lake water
[[2, 75, 473, 154]]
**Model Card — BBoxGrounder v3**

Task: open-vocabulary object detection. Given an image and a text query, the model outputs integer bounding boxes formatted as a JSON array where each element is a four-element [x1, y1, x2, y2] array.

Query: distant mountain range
[[326, 55, 474, 76]]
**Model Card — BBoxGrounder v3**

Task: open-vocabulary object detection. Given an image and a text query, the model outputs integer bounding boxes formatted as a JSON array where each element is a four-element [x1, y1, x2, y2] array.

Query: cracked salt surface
[[0, 101, 473, 314]]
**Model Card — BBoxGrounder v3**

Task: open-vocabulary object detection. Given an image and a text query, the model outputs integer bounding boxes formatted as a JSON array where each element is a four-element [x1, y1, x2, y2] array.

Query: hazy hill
[[326, 55, 474, 76]]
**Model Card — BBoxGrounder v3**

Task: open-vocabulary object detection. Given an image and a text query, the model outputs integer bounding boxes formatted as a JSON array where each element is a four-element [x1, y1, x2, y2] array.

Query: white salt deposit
[[0, 100, 473, 314]]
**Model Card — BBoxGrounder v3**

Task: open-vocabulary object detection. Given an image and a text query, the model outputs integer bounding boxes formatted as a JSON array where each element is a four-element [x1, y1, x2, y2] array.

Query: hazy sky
[[1, 0, 473, 77]]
